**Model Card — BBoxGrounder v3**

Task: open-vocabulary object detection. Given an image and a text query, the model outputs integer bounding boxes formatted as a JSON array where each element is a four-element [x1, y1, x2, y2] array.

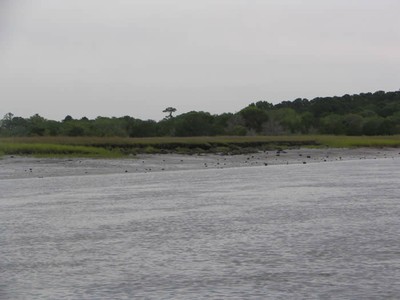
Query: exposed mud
[[1, 148, 399, 180]]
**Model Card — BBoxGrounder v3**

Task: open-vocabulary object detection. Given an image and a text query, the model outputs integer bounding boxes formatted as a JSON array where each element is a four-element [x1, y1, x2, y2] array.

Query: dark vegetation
[[1, 91, 400, 157], [1, 135, 399, 158], [0, 136, 320, 157], [1, 90, 400, 138]]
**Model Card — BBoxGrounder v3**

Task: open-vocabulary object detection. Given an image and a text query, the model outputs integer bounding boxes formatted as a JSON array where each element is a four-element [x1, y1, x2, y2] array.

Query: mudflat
[[1, 147, 399, 180]]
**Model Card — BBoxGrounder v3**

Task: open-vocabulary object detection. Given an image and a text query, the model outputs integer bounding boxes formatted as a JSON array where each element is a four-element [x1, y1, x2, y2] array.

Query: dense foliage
[[1, 90, 400, 137]]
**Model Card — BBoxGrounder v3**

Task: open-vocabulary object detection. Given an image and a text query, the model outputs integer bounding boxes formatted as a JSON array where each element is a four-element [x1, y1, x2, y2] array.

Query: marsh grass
[[315, 135, 400, 148], [0, 142, 121, 158], [1, 135, 399, 157], [0, 135, 317, 146]]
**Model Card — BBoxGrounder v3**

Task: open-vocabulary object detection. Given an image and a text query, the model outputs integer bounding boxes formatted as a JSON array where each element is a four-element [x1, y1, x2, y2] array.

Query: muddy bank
[[1, 148, 399, 180]]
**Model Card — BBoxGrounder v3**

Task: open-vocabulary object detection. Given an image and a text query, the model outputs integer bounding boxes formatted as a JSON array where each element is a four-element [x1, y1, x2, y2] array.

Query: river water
[[1, 158, 399, 299]]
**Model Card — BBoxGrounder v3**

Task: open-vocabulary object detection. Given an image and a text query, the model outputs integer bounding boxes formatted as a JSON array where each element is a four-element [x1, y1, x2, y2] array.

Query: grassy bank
[[1, 135, 400, 158], [0, 142, 122, 158], [316, 135, 400, 148]]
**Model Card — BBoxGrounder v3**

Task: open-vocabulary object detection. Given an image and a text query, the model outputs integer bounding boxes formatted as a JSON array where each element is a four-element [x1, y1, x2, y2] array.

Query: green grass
[[0, 142, 122, 158], [315, 135, 400, 148], [1, 135, 399, 158], [0, 135, 317, 145]]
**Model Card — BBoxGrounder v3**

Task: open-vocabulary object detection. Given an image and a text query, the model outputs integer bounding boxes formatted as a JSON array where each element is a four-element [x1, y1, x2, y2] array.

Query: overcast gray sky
[[1, 0, 399, 121]]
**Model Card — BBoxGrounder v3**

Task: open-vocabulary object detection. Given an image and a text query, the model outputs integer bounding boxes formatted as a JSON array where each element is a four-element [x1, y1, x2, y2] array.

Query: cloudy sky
[[1, 0, 399, 121]]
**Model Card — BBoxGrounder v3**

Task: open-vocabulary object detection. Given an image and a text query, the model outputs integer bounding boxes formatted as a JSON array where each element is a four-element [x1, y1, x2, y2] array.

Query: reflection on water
[[1, 159, 400, 299]]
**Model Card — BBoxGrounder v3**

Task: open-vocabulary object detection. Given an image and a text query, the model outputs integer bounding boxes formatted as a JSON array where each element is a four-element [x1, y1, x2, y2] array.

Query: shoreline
[[1, 147, 399, 180]]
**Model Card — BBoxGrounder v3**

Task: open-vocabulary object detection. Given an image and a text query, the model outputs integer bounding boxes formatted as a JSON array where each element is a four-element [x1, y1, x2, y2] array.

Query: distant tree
[[45, 120, 62, 136], [91, 117, 128, 137], [63, 115, 73, 122], [379, 119, 396, 135], [291, 98, 310, 112], [300, 111, 315, 133], [387, 112, 400, 134], [2, 116, 29, 136], [163, 107, 177, 119], [225, 114, 246, 136], [320, 114, 345, 134], [66, 125, 85, 136], [254, 101, 274, 111], [128, 119, 157, 137], [271, 108, 302, 133], [27, 114, 47, 136], [363, 116, 384, 136], [239, 106, 269, 133], [360, 110, 378, 118], [343, 114, 364, 135], [213, 113, 233, 135], [261, 119, 285, 135], [0, 113, 14, 130], [156, 117, 177, 136], [2, 90, 400, 138], [275, 98, 310, 113], [379, 102, 400, 117], [174, 111, 216, 136]]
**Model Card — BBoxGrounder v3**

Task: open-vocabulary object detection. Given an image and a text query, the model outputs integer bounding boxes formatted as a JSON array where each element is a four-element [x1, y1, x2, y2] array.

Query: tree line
[[1, 90, 400, 137]]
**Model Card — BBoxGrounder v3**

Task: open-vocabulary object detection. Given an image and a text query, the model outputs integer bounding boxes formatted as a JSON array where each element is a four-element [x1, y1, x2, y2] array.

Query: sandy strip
[[0, 148, 399, 180]]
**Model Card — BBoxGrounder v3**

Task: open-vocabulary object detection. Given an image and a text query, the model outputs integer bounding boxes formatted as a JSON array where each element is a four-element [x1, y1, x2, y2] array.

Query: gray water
[[1, 159, 399, 299]]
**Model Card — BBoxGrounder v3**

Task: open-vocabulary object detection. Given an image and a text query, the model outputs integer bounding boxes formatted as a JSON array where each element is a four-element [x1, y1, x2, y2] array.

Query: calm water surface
[[1, 159, 399, 299]]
